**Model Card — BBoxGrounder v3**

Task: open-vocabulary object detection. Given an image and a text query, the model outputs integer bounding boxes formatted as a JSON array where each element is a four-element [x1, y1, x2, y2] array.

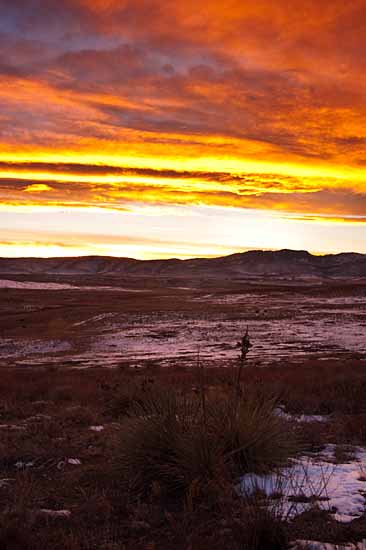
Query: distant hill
[[1, 249, 366, 279]]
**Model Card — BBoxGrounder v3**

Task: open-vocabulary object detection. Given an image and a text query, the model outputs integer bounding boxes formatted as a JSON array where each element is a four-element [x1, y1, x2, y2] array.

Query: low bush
[[114, 381, 296, 503]]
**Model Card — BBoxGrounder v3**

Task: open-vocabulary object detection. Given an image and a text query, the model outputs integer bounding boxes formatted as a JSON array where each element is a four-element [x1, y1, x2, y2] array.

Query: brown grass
[[0, 359, 365, 548]]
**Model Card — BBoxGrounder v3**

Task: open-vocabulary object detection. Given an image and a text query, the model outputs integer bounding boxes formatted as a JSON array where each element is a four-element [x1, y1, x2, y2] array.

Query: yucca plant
[[115, 386, 204, 496], [114, 374, 296, 505], [209, 390, 293, 475]]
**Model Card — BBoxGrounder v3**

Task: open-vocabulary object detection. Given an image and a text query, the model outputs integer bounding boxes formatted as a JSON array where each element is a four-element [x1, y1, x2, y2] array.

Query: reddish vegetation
[[0, 359, 366, 548], [0, 276, 365, 547]]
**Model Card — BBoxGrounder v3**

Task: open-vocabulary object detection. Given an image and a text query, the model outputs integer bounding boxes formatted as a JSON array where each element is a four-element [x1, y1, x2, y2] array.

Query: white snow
[[291, 541, 366, 550], [37, 509, 71, 519], [0, 279, 151, 292], [67, 458, 82, 465], [73, 313, 117, 327], [57, 458, 82, 470], [240, 445, 366, 523], [275, 407, 330, 423], [0, 338, 71, 359], [15, 461, 34, 469], [0, 280, 77, 290]]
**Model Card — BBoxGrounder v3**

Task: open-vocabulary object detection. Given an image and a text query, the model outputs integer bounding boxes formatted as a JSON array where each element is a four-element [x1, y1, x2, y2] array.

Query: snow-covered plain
[[0, 338, 71, 359], [2, 286, 365, 368]]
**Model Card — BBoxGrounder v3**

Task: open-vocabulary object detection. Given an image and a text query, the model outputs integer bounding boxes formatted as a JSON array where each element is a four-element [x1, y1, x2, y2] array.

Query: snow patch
[[275, 407, 330, 423], [0, 338, 71, 359], [57, 458, 82, 470], [15, 461, 34, 469], [73, 313, 116, 327], [67, 458, 82, 465], [291, 541, 366, 550], [0, 279, 152, 292], [240, 445, 366, 523], [37, 509, 71, 519], [0, 280, 77, 290]]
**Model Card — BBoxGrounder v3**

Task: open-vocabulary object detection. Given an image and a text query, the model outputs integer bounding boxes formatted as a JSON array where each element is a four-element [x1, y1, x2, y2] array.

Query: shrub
[[210, 390, 294, 475], [114, 382, 296, 503]]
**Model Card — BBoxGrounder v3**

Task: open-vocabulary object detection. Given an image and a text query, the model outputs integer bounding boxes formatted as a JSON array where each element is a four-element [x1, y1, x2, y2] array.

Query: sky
[[1, 0, 366, 258]]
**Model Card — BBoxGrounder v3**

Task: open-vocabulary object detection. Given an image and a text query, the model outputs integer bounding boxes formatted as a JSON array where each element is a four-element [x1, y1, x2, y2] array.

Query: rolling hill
[[0, 249, 366, 279]]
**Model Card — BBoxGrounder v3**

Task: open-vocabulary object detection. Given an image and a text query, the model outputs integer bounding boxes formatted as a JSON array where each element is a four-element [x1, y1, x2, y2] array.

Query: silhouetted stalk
[[197, 346, 207, 431], [234, 326, 252, 417]]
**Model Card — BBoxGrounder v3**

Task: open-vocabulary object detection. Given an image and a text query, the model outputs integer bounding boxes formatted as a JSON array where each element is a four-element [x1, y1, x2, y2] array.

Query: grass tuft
[[114, 381, 296, 503]]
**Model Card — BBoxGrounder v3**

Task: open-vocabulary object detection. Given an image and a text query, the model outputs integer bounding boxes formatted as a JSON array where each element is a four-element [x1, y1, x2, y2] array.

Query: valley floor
[[0, 275, 365, 369]]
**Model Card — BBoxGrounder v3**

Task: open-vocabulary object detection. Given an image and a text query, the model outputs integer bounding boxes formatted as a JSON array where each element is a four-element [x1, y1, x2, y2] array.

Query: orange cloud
[[1, 0, 366, 254], [0, 162, 365, 223]]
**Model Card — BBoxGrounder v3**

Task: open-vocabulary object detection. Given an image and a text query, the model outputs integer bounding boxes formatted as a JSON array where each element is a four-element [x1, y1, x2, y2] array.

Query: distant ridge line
[[0, 249, 365, 278]]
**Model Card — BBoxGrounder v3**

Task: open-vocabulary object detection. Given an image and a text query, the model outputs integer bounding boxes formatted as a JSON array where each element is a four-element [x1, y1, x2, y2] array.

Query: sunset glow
[[1, 1, 366, 257]]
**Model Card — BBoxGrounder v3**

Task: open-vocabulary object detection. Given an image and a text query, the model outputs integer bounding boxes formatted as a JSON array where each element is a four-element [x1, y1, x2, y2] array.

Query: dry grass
[[259, 361, 366, 416], [113, 377, 296, 504], [0, 360, 365, 548]]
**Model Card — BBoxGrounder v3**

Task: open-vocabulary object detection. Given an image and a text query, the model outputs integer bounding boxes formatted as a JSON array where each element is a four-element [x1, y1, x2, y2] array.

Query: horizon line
[[0, 248, 363, 262]]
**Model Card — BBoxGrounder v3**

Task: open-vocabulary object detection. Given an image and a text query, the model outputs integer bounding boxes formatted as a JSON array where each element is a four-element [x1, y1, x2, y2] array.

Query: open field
[[0, 275, 365, 369], [1, 274, 366, 548]]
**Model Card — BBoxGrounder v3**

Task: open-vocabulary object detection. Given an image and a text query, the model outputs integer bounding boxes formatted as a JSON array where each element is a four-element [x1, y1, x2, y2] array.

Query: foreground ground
[[1, 360, 366, 549]]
